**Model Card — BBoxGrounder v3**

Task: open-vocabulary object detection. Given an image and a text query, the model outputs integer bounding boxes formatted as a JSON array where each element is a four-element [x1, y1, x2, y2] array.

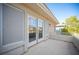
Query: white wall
[[44, 21, 50, 40]]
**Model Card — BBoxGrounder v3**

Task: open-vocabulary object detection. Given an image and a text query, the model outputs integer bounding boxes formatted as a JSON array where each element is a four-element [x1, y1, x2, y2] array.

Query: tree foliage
[[65, 16, 79, 33]]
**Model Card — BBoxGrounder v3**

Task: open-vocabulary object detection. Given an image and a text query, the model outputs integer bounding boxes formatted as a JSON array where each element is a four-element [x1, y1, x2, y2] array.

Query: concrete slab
[[24, 39, 79, 55]]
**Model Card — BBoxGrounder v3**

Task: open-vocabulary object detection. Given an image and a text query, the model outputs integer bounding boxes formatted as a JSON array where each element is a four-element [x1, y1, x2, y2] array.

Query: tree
[[65, 16, 79, 33]]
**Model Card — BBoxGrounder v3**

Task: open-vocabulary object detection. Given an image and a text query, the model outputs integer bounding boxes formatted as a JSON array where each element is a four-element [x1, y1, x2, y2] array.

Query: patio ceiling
[[22, 3, 59, 25]]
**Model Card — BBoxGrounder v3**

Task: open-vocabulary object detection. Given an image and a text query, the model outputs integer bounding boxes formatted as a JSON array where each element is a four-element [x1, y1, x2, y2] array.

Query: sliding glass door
[[28, 15, 44, 47], [28, 16, 37, 47]]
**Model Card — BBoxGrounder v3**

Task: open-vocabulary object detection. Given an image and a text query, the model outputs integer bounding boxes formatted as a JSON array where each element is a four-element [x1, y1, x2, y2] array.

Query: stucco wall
[[44, 21, 49, 40], [72, 33, 79, 50]]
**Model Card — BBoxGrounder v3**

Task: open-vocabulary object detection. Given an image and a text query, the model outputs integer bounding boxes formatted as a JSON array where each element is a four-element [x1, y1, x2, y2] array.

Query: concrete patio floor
[[24, 38, 79, 55]]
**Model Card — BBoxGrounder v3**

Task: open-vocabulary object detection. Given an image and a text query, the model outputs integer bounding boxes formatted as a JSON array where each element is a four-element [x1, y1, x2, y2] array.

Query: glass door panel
[[38, 19, 44, 42], [29, 16, 37, 42]]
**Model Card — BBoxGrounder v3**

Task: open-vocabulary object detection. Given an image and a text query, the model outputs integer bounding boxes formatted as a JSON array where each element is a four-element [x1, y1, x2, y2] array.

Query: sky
[[47, 3, 79, 24]]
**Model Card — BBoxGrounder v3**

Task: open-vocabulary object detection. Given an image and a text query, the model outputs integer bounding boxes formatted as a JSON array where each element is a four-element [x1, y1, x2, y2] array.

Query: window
[[3, 4, 24, 45]]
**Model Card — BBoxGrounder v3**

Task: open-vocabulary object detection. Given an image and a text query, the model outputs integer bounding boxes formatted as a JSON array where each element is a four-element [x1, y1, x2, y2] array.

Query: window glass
[[3, 4, 24, 45], [29, 16, 37, 42]]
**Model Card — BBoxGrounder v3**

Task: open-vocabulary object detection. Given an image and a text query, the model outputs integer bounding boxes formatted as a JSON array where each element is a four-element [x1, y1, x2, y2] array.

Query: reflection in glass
[[29, 16, 37, 42], [38, 19, 43, 39]]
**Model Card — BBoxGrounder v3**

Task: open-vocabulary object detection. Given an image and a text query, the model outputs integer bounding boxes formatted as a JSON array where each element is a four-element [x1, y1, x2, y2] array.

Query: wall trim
[[0, 41, 25, 54]]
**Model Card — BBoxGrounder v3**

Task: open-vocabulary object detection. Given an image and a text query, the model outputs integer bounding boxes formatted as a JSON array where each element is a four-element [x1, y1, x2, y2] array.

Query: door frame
[[37, 19, 44, 43], [27, 15, 37, 47]]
